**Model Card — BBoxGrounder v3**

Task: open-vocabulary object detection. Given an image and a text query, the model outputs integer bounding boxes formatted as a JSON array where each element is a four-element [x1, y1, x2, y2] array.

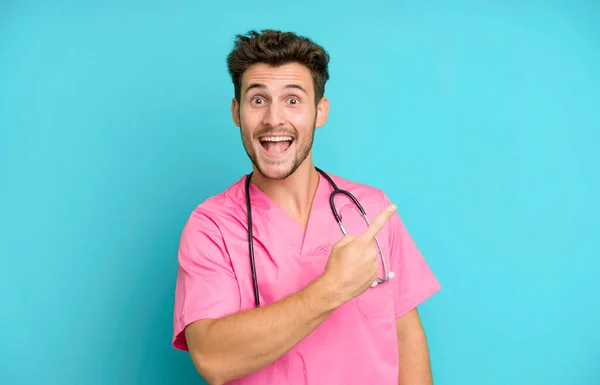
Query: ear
[[231, 97, 241, 127], [315, 97, 329, 128]]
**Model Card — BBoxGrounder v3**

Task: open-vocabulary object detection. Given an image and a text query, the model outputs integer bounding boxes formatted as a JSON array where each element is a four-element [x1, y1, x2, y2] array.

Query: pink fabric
[[172, 171, 441, 384]]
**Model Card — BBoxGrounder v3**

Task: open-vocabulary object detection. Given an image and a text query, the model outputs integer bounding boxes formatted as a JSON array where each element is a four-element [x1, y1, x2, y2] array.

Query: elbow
[[203, 375, 225, 385], [202, 372, 226, 385], [190, 350, 227, 385], [186, 320, 228, 384]]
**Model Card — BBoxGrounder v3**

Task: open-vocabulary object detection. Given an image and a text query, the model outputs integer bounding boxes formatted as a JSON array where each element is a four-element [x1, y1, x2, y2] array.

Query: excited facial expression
[[231, 62, 329, 179]]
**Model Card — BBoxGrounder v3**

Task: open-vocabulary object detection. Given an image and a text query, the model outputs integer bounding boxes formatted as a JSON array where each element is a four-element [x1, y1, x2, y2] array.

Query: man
[[172, 29, 441, 385]]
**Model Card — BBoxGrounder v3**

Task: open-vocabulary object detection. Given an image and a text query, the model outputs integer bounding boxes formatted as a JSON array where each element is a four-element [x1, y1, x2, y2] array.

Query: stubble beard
[[240, 118, 317, 180]]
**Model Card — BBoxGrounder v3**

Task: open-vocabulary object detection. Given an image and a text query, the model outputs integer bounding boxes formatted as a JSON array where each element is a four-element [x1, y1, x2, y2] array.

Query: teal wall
[[1, 1, 598, 384]]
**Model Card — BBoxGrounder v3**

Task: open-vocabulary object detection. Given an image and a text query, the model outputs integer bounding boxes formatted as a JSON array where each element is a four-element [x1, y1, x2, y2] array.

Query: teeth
[[260, 136, 293, 142]]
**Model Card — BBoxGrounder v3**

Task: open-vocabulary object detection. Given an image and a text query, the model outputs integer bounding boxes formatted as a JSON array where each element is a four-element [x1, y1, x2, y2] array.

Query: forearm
[[189, 276, 340, 384]]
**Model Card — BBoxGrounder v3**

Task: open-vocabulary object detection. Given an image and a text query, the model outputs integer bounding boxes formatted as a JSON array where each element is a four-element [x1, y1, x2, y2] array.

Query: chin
[[255, 162, 295, 180], [246, 140, 309, 180]]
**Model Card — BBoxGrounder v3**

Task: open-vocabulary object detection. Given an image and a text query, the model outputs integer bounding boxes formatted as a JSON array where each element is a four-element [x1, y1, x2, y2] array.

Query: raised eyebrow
[[244, 83, 308, 95], [244, 83, 266, 95], [285, 84, 308, 95], [244, 83, 308, 100]]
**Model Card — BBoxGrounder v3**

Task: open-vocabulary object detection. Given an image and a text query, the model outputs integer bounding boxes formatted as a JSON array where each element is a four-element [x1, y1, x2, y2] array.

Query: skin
[[184, 62, 433, 385], [397, 308, 434, 384], [232, 62, 329, 228]]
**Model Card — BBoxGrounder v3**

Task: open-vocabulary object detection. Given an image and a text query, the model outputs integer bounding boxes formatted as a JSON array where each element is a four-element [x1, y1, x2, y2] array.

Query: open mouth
[[259, 136, 294, 156]]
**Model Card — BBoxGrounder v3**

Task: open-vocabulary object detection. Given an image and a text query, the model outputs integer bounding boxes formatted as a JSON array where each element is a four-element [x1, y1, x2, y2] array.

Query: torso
[[198, 171, 399, 384]]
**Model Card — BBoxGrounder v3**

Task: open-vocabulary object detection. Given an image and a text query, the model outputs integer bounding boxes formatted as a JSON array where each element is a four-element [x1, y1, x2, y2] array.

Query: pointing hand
[[322, 203, 397, 304]]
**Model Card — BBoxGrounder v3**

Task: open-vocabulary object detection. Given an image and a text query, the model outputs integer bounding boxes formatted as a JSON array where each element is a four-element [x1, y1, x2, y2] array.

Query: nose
[[262, 102, 285, 127]]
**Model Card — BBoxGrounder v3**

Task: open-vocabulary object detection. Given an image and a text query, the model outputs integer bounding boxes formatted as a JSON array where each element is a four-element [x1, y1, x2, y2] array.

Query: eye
[[251, 97, 265, 105], [288, 97, 300, 105]]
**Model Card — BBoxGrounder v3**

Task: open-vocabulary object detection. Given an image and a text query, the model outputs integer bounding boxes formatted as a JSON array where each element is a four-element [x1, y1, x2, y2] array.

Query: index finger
[[358, 204, 397, 242]]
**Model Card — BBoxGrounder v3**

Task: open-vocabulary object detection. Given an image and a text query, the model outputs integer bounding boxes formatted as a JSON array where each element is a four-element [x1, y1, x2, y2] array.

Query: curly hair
[[226, 29, 330, 105]]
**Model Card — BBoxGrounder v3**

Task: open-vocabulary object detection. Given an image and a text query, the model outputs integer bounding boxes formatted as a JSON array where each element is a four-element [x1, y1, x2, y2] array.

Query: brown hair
[[226, 29, 330, 105]]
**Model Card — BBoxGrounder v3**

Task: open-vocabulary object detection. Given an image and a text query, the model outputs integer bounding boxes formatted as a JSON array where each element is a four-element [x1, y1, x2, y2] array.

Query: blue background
[[1, 1, 599, 384]]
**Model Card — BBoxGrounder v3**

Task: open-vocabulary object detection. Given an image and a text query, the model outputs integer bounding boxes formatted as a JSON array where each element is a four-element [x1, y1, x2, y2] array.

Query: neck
[[250, 160, 320, 228]]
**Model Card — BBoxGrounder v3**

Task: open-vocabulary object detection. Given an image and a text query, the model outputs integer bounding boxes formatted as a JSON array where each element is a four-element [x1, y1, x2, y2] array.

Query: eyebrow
[[245, 83, 308, 95]]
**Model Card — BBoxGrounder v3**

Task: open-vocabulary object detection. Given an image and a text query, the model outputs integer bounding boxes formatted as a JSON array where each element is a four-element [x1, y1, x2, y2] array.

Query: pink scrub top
[[172, 171, 441, 384]]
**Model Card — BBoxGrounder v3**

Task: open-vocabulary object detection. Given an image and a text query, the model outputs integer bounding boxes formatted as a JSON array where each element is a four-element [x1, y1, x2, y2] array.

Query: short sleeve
[[382, 193, 441, 318], [172, 209, 241, 351]]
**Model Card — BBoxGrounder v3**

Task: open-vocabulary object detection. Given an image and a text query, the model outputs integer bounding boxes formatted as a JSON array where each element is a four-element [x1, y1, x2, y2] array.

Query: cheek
[[240, 111, 262, 135], [240, 117, 253, 131], [290, 109, 316, 131]]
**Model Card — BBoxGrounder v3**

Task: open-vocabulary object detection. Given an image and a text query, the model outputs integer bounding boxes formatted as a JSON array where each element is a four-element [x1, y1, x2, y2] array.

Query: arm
[[180, 205, 398, 385], [379, 192, 440, 384], [396, 308, 433, 385], [185, 276, 340, 385]]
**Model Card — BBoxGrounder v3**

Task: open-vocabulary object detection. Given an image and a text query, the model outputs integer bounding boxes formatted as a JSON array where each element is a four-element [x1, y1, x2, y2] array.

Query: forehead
[[241, 62, 314, 94]]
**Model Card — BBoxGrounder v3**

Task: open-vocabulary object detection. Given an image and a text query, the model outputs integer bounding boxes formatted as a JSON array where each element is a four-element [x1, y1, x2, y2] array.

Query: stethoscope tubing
[[245, 168, 392, 307]]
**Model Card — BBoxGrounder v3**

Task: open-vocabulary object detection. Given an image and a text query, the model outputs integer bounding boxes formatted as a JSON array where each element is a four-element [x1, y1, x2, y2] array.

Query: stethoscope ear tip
[[388, 271, 395, 279]]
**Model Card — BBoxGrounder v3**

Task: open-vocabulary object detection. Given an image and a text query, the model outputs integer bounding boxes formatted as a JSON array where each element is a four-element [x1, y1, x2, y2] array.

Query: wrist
[[308, 274, 344, 312]]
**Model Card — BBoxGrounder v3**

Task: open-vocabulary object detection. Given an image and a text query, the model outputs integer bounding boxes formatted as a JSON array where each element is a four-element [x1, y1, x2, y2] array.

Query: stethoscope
[[245, 167, 395, 307]]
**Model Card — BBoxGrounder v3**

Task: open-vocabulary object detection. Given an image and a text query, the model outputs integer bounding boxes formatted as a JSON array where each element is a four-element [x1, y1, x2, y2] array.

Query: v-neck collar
[[246, 171, 335, 256]]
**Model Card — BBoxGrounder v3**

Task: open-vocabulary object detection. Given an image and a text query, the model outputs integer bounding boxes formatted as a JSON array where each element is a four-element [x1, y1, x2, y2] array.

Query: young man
[[172, 30, 441, 385]]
